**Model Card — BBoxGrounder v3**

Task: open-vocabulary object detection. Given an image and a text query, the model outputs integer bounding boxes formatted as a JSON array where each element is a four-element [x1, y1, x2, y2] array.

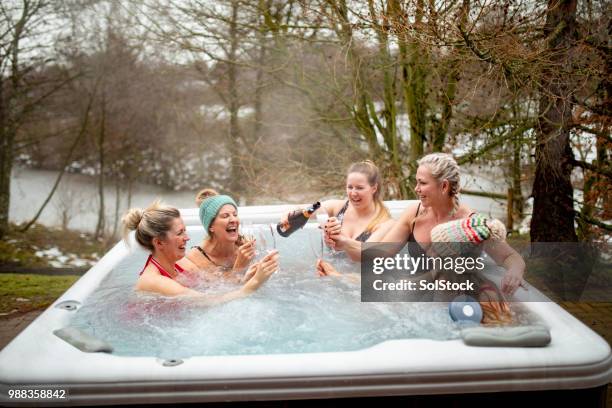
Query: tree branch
[[572, 124, 612, 144], [571, 158, 612, 180], [575, 212, 612, 232], [457, 122, 535, 165]]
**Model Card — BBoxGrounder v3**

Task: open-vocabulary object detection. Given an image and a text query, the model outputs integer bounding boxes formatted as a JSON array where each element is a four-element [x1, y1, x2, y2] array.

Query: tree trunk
[[0, 77, 12, 239], [227, 0, 243, 199], [511, 128, 523, 229], [112, 177, 120, 238], [253, 36, 265, 144], [394, 0, 427, 196], [530, 0, 589, 301], [95, 95, 106, 239], [432, 67, 457, 152], [127, 177, 133, 209], [530, 0, 578, 243], [20, 94, 93, 232], [328, 0, 381, 163]]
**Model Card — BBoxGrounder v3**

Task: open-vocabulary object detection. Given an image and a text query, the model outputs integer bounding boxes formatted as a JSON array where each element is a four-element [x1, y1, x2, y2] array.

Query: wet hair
[[122, 200, 180, 252], [417, 153, 461, 210], [347, 160, 391, 233]]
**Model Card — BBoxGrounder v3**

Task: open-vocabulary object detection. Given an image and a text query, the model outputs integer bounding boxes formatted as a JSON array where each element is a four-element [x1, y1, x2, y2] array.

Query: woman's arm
[[136, 273, 200, 297], [138, 251, 279, 306], [320, 199, 344, 217], [316, 259, 360, 283], [330, 218, 397, 262], [379, 202, 417, 244], [232, 239, 256, 273], [368, 218, 397, 241], [483, 240, 525, 296]]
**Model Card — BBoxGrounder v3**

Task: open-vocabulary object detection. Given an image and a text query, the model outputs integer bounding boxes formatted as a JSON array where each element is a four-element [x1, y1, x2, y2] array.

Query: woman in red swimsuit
[[123, 200, 278, 302]]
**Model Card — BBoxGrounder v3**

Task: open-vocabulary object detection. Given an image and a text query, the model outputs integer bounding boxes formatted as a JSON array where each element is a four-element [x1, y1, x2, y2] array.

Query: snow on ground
[[34, 247, 97, 268]]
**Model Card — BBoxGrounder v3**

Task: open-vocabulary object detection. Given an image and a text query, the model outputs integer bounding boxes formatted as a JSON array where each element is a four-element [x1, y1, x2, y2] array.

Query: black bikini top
[[407, 202, 427, 259], [336, 200, 372, 243], [407, 203, 479, 259]]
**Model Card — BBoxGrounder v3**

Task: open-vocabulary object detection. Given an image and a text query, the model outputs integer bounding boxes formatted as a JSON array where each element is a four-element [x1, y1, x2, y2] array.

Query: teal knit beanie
[[199, 195, 238, 233]]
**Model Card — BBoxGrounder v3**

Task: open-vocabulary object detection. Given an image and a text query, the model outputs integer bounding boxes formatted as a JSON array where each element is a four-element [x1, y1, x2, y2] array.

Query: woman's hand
[[327, 230, 352, 251], [316, 259, 342, 278], [233, 239, 256, 272], [279, 212, 291, 232], [240, 260, 258, 283], [484, 241, 526, 297], [242, 250, 279, 294], [500, 251, 526, 296], [501, 266, 524, 296], [279, 207, 304, 232], [323, 217, 345, 249], [324, 217, 341, 236], [323, 231, 338, 250]]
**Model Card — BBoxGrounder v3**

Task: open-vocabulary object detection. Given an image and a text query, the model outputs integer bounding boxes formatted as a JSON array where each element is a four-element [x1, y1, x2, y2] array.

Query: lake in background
[[9, 166, 508, 233]]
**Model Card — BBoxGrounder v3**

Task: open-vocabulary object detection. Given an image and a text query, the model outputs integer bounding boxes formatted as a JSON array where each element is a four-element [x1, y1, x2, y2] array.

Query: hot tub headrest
[[461, 325, 551, 347], [54, 327, 114, 353]]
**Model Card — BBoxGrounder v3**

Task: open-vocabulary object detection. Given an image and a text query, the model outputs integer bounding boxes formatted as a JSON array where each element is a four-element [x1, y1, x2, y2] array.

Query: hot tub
[[0, 201, 610, 406]]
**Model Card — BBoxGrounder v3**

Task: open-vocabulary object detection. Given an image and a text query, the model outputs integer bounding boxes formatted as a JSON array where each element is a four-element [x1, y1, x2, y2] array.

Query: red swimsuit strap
[[140, 254, 183, 279]]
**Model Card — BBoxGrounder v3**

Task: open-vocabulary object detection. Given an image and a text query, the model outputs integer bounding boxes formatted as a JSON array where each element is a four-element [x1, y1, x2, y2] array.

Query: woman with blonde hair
[[319, 154, 524, 324], [319, 160, 396, 261], [178, 189, 258, 283], [123, 200, 278, 302], [379, 153, 524, 295]]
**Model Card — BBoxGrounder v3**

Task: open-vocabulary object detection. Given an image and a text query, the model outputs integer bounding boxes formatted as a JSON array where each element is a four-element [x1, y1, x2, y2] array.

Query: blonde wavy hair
[[417, 153, 461, 211]]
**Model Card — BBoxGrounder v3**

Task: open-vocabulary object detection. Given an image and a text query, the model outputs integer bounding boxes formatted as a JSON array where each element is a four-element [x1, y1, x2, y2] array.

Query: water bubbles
[[67, 227, 536, 358]]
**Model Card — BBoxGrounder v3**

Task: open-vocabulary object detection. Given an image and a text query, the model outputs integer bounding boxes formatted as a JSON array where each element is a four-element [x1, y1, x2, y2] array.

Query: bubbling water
[[69, 226, 534, 358]]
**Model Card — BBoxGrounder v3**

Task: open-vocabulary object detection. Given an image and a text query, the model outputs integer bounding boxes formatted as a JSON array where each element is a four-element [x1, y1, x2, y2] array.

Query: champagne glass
[[261, 223, 280, 275], [256, 224, 268, 257], [316, 214, 334, 258], [241, 220, 256, 245], [267, 223, 277, 250], [307, 221, 323, 260]]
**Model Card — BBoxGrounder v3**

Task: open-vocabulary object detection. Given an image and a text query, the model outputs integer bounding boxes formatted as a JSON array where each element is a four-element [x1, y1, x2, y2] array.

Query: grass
[[1, 223, 107, 268], [0, 274, 80, 315]]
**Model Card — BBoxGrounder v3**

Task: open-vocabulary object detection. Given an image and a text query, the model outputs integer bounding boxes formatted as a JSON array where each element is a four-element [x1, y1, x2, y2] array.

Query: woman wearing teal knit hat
[[179, 189, 269, 283]]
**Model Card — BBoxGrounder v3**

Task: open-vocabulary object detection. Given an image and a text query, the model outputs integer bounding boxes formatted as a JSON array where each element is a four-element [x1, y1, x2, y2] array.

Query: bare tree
[[0, 0, 70, 238]]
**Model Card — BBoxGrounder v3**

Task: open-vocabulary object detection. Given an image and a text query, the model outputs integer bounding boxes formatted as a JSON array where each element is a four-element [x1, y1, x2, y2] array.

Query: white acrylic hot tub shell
[[0, 201, 610, 406]]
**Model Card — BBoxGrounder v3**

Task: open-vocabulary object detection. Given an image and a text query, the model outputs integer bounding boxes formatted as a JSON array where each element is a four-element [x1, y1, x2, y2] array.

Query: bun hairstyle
[[347, 160, 391, 233], [417, 153, 461, 210], [195, 188, 219, 207], [122, 200, 180, 252]]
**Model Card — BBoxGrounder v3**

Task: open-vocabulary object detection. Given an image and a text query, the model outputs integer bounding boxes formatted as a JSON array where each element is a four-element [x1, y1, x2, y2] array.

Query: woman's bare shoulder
[[177, 254, 198, 273], [135, 265, 158, 290], [398, 201, 421, 221], [139, 263, 157, 277]]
